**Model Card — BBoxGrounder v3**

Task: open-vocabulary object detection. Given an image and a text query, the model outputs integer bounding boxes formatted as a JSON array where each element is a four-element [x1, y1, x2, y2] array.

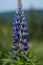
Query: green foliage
[[0, 49, 38, 65]]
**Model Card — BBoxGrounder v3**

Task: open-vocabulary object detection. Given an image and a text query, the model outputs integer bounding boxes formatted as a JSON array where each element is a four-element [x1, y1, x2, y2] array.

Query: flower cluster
[[12, 9, 29, 59], [20, 11, 29, 57], [12, 10, 20, 59]]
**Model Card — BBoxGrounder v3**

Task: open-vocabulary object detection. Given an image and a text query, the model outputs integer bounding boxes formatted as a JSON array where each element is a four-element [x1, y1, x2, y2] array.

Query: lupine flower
[[21, 27, 28, 32], [21, 14, 25, 19], [13, 32, 20, 36], [13, 22, 20, 26], [23, 39, 28, 45], [12, 54, 17, 59], [14, 16, 20, 21], [21, 21, 26, 26], [22, 45, 29, 51], [13, 34, 16, 38], [12, 11, 20, 59], [13, 37, 18, 41], [12, 0, 29, 59], [12, 27, 19, 31], [12, 45, 19, 50], [20, 38, 23, 43], [13, 35, 18, 40], [22, 17, 25, 21], [20, 38, 28, 45], [13, 40, 17, 43], [22, 32, 28, 37]]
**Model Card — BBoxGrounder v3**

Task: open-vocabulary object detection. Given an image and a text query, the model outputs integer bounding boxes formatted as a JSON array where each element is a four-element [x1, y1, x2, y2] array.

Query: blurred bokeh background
[[0, 0, 43, 64]]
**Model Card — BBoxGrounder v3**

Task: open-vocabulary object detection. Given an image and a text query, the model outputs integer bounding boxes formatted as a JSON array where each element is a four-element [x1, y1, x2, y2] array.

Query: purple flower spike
[[12, 1, 29, 58], [12, 54, 17, 59], [12, 46, 19, 50]]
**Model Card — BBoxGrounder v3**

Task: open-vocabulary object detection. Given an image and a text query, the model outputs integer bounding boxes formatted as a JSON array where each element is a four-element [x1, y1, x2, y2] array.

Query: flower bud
[[12, 45, 19, 50], [21, 21, 26, 27], [22, 32, 28, 37], [22, 46, 29, 51], [13, 22, 20, 26], [12, 54, 17, 59], [20, 39, 23, 43], [12, 27, 19, 31], [23, 39, 28, 45], [21, 27, 28, 32]]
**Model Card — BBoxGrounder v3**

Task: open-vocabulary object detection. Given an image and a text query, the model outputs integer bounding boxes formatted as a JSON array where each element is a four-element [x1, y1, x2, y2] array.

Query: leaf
[[0, 52, 1, 58], [2, 59, 10, 65]]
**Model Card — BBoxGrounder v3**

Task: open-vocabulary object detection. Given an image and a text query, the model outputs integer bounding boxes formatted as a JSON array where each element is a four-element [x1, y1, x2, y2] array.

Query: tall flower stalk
[[12, 0, 29, 59]]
